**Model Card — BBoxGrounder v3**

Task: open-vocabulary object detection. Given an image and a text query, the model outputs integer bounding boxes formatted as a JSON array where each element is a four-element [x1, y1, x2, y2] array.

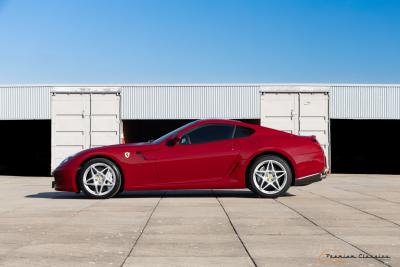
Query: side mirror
[[166, 136, 180, 147]]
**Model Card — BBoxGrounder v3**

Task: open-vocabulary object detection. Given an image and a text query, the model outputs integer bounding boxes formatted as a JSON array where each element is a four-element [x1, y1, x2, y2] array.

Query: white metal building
[[0, 84, 399, 176]]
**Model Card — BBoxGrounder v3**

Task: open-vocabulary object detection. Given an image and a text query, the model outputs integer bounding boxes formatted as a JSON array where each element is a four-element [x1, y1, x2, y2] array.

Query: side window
[[182, 124, 234, 145], [234, 126, 255, 138]]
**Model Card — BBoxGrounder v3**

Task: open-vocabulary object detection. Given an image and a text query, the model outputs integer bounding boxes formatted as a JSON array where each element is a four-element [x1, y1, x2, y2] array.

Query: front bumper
[[52, 165, 79, 192], [294, 168, 329, 186]]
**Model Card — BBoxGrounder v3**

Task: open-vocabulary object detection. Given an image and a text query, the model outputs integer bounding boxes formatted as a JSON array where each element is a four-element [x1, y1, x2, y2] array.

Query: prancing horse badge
[[124, 152, 130, 159]]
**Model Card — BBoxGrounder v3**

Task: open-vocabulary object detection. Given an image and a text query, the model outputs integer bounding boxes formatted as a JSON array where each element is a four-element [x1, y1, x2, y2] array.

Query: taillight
[[300, 135, 320, 145]]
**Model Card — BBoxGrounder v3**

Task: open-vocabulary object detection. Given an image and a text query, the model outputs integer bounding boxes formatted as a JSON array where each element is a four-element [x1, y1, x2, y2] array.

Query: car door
[[154, 124, 240, 184]]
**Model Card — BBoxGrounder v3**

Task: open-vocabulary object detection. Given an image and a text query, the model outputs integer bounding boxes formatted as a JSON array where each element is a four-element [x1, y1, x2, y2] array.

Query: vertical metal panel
[[298, 93, 330, 162], [0, 86, 51, 120], [51, 93, 91, 170], [260, 93, 299, 133], [121, 85, 261, 119], [90, 94, 120, 148], [330, 86, 400, 119]]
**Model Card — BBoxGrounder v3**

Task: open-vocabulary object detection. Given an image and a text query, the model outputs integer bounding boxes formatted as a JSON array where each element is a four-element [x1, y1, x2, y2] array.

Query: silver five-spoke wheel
[[249, 155, 292, 198], [79, 158, 122, 199], [253, 160, 287, 194], [83, 163, 116, 196]]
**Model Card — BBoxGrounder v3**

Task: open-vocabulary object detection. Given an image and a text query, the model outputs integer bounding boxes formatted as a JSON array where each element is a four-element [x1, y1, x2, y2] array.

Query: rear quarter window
[[234, 126, 255, 138]]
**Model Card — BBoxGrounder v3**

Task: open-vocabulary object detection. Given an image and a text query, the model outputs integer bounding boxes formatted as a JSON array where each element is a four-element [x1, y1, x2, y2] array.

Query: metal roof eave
[[1, 83, 400, 88]]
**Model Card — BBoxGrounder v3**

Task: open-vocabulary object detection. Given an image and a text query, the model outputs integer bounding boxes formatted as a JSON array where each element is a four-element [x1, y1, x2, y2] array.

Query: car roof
[[193, 119, 290, 136], [173, 119, 291, 139], [197, 119, 246, 125], [195, 119, 254, 127]]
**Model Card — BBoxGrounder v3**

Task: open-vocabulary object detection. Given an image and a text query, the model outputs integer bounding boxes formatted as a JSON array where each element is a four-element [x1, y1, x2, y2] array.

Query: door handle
[[232, 143, 240, 150], [290, 110, 297, 120]]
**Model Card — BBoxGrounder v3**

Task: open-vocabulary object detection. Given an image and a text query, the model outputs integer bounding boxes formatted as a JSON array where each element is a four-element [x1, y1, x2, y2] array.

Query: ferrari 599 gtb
[[53, 119, 328, 198]]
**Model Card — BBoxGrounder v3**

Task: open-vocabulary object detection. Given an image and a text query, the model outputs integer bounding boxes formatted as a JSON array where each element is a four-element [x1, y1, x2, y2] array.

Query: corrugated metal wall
[[0, 86, 51, 120], [330, 85, 400, 119], [121, 85, 261, 119], [1, 84, 400, 120]]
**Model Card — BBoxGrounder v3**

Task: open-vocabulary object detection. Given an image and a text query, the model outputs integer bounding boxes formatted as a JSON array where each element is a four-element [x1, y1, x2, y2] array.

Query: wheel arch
[[75, 155, 125, 193], [245, 151, 297, 188]]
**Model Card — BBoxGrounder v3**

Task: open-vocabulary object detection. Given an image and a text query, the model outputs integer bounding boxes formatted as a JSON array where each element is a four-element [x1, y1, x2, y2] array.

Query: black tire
[[248, 155, 292, 198], [116, 184, 125, 196], [78, 158, 122, 199]]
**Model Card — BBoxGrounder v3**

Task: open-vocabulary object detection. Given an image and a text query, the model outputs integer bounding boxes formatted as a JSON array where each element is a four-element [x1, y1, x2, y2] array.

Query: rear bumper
[[294, 168, 329, 186]]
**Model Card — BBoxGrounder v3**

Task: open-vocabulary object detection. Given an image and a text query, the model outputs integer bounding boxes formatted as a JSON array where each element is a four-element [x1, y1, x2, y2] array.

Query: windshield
[[152, 121, 198, 144]]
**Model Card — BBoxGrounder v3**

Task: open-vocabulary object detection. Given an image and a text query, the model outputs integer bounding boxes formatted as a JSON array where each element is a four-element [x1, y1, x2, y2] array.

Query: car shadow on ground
[[25, 190, 296, 199]]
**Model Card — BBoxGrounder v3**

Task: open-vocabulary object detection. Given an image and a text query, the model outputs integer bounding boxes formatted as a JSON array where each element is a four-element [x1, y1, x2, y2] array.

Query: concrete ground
[[0, 174, 399, 267]]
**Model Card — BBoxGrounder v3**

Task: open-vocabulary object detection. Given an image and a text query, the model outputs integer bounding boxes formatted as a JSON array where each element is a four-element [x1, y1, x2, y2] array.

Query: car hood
[[75, 142, 160, 156]]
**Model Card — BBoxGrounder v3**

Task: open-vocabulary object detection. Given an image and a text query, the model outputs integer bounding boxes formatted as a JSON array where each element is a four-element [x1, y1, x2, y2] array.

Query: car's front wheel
[[248, 155, 292, 198], [78, 158, 122, 199]]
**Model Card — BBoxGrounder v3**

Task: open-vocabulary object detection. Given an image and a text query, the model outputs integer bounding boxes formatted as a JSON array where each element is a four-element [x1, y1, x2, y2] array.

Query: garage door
[[261, 92, 329, 165], [51, 93, 120, 171]]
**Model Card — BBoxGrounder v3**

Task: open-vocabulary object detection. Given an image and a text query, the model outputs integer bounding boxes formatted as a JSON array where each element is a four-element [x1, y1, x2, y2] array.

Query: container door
[[261, 93, 299, 134], [299, 93, 329, 160], [260, 91, 330, 167], [90, 94, 120, 148], [51, 94, 90, 170], [51, 93, 120, 171]]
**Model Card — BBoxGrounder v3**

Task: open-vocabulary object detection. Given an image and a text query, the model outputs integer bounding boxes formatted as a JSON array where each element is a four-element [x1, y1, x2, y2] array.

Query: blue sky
[[0, 0, 399, 84]]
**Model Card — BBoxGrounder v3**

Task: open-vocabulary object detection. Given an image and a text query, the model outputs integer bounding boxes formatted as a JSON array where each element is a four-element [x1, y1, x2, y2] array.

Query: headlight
[[58, 154, 76, 168]]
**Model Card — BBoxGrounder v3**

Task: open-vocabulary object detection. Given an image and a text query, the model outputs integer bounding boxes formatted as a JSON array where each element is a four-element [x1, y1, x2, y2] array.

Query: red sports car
[[52, 119, 328, 199]]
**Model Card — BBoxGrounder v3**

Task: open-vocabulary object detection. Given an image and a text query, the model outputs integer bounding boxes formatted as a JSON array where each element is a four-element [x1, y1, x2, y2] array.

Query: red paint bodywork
[[53, 120, 326, 193]]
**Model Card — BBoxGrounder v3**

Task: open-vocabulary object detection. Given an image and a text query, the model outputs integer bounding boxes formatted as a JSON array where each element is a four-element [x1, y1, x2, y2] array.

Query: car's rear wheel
[[78, 158, 122, 199], [248, 155, 292, 198]]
